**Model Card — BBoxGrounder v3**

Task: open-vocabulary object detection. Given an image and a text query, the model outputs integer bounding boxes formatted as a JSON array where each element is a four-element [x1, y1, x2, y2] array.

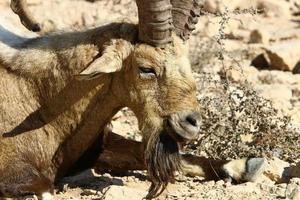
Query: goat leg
[[0, 165, 54, 199], [94, 131, 266, 183], [94, 131, 145, 174]]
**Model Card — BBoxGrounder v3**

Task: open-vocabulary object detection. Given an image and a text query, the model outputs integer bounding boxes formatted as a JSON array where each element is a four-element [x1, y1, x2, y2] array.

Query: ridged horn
[[136, 0, 174, 47], [171, 0, 201, 41]]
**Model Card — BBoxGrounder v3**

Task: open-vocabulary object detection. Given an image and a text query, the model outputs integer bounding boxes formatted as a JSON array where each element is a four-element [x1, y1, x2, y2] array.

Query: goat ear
[[75, 56, 122, 80], [75, 39, 132, 81]]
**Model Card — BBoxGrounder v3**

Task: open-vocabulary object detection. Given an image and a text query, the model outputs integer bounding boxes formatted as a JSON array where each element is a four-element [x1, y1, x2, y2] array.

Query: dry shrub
[[184, 6, 300, 163], [184, 74, 300, 162]]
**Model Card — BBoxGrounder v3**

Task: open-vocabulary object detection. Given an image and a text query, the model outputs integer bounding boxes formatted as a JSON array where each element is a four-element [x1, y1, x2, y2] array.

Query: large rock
[[290, 162, 300, 178], [252, 40, 300, 72], [266, 40, 300, 71], [245, 158, 300, 184], [263, 157, 290, 183], [257, 0, 291, 18]]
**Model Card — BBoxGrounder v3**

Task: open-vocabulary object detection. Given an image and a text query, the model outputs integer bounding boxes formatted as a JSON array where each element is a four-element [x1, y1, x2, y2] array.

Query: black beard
[[145, 130, 181, 199]]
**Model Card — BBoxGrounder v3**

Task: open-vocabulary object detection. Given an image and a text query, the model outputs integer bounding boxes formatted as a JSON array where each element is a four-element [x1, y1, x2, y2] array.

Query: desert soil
[[1, 0, 300, 199]]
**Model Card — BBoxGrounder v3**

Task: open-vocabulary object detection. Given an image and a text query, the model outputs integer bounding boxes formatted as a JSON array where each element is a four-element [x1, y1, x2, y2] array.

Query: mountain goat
[[0, 0, 265, 199]]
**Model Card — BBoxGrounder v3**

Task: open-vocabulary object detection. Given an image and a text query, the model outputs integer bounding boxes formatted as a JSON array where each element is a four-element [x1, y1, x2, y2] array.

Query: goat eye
[[138, 67, 156, 77]]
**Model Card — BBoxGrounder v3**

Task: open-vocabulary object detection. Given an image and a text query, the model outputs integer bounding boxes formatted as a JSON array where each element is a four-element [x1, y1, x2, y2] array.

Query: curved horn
[[10, 0, 41, 32], [171, 0, 201, 41], [136, 0, 173, 47]]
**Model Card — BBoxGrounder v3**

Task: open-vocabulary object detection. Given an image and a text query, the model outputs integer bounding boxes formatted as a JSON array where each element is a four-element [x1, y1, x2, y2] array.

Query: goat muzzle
[[165, 111, 201, 143]]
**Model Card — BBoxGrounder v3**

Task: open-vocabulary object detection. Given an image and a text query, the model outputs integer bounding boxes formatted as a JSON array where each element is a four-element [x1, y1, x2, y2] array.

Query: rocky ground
[[1, 0, 300, 199]]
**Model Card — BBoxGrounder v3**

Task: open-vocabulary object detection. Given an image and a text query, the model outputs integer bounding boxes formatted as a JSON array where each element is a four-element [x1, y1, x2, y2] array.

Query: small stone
[[227, 68, 244, 83], [249, 29, 270, 45], [290, 178, 300, 185], [291, 187, 300, 200], [259, 183, 272, 191], [20, 195, 39, 200], [257, 0, 291, 18], [101, 186, 147, 200], [224, 181, 232, 187], [216, 180, 225, 186], [62, 184, 69, 192], [278, 183, 287, 189], [111, 178, 123, 185], [229, 182, 259, 194], [286, 184, 300, 200], [205, 181, 216, 186], [103, 173, 113, 178], [275, 188, 286, 197], [81, 189, 97, 196], [125, 176, 135, 182]]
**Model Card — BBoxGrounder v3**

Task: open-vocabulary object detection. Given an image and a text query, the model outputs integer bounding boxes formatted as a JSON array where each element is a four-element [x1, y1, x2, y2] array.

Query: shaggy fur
[[145, 131, 181, 198]]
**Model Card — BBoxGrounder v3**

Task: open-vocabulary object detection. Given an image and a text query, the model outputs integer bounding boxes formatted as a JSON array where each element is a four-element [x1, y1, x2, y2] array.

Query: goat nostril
[[186, 115, 197, 127]]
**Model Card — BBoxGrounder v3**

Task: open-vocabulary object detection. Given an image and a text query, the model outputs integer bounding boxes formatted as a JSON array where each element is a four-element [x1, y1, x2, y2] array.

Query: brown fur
[[0, 21, 199, 199]]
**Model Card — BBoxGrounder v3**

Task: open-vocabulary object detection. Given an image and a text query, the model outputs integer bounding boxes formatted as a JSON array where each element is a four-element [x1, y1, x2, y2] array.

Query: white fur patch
[[181, 160, 205, 177], [42, 192, 54, 200], [223, 158, 247, 181]]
